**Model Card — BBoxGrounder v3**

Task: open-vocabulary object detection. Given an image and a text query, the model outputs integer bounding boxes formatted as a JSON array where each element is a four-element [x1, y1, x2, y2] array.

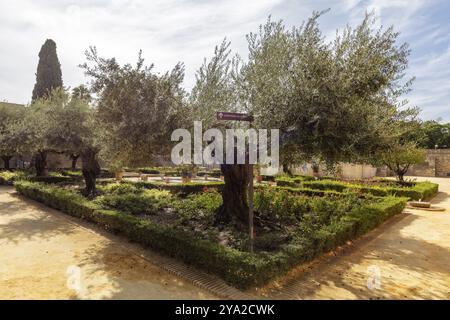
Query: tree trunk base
[[1, 156, 12, 171], [34, 151, 48, 176], [81, 148, 100, 198], [214, 164, 250, 229]]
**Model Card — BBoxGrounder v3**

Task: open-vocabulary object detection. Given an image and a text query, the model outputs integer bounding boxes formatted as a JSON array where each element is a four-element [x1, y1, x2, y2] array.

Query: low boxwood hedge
[[300, 180, 438, 200], [0, 171, 24, 185], [28, 175, 79, 184], [14, 180, 407, 288], [256, 185, 342, 197], [0, 171, 78, 185], [130, 181, 225, 196]]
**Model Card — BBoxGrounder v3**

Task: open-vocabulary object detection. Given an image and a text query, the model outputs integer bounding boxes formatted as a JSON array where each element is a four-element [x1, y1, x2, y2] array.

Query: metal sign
[[217, 112, 253, 122]]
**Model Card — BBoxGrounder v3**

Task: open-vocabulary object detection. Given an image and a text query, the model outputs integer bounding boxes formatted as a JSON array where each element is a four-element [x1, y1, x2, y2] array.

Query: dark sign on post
[[216, 112, 254, 122]]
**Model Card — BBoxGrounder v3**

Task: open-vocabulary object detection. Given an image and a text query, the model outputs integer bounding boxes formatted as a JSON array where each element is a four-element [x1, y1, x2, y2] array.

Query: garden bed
[[14, 179, 407, 288]]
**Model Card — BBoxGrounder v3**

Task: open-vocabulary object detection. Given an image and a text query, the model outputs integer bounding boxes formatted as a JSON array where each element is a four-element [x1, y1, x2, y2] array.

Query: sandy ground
[[0, 186, 216, 299], [253, 177, 450, 299], [1, 177, 449, 299]]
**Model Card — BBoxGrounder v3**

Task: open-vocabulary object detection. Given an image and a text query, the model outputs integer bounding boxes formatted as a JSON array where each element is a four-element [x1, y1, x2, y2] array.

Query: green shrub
[[275, 178, 299, 188], [60, 170, 83, 178], [302, 180, 349, 192], [95, 189, 172, 215], [173, 192, 222, 224], [28, 175, 76, 184], [0, 171, 27, 185], [410, 181, 439, 200], [259, 185, 341, 197], [98, 183, 142, 195], [196, 169, 222, 178], [132, 181, 224, 196], [275, 175, 315, 187]]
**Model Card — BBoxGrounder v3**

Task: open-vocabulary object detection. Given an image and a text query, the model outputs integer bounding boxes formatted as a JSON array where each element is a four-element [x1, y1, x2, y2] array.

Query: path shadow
[[0, 192, 78, 244]]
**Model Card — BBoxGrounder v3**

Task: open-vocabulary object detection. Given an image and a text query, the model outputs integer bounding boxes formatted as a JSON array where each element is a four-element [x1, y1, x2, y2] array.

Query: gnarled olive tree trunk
[[215, 164, 250, 226], [34, 151, 48, 176], [81, 148, 100, 197], [1, 156, 12, 170]]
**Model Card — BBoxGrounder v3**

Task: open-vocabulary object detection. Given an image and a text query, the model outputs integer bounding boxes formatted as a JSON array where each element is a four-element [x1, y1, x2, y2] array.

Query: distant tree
[[81, 47, 186, 171], [416, 121, 450, 149], [32, 39, 63, 101], [379, 141, 426, 181], [0, 103, 24, 170], [42, 89, 100, 196], [16, 89, 101, 194], [71, 85, 92, 103], [12, 96, 54, 176]]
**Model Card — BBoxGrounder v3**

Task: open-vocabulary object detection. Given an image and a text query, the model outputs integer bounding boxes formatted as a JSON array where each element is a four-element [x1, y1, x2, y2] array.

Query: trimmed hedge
[[0, 171, 78, 185], [0, 171, 23, 185], [301, 180, 438, 200], [14, 180, 407, 288], [130, 181, 225, 196], [256, 185, 342, 197], [275, 175, 315, 187], [28, 175, 78, 184]]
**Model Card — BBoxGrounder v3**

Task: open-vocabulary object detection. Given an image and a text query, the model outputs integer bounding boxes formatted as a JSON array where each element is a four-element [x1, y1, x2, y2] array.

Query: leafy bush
[[98, 183, 143, 195], [95, 189, 172, 215], [274, 178, 299, 188], [173, 192, 222, 224], [60, 170, 83, 177], [0, 171, 27, 185], [275, 175, 315, 187], [258, 185, 341, 197], [28, 175, 77, 184], [131, 181, 224, 196], [196, 169, 222, 178]]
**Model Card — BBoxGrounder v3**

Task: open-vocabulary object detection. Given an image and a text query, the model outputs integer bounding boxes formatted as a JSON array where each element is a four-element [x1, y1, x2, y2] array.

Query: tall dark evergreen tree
[[32, 39, 63, 101], [30, 39, 63, 176]]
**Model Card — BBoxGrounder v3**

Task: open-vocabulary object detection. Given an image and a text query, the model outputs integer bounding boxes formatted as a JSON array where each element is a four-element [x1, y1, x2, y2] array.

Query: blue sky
[[0, 0, 449, 121]]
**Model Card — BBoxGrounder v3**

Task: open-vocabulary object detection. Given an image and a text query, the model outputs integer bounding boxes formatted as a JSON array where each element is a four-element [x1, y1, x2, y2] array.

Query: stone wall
[[269, 162, 377, 179], [0, 153, 80, 170], [408, 149, 450, 177]]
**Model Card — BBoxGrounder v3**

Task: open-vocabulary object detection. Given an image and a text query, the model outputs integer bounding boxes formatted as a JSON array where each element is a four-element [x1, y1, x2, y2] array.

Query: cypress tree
[[32, 39, 63, 101]]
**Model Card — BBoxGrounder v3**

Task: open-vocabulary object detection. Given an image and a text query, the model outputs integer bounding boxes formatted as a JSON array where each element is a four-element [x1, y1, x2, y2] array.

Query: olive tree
[[380, 141, 426, 181], [13, 89, 101, 195], [43, 89, 101, 196], [0, 103, 24, 170], [81, 47, 186, 171], [12, 97, 55, 176], [191, 12, 419, 226]]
